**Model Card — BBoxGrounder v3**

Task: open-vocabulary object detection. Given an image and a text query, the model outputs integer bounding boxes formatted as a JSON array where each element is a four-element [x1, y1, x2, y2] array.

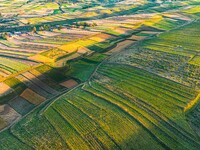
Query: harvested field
[[37, 31, 61, 37], [105, 39, 136, 55], [60, 79, 78, 88], [140, 31, 161, 35], [0, 70, 10, 78], [0, 104, 21, 126], [0, 44, 42, 54], [20, 88, 46, 105], [89, 33, 116, 42], [21, 34, 42, 40], [77, 46, 91, 54], [0, 117, 7, 130], [58, 28, 96, 35], [0, 83, 13, 97], [164, 13, 192, 21], [114, 27, 133, 35], [129, 35, 147, 41]]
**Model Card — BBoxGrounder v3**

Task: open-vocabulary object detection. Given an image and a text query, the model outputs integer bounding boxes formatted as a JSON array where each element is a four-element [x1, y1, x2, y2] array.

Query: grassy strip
[[184, 93, 200, 113]]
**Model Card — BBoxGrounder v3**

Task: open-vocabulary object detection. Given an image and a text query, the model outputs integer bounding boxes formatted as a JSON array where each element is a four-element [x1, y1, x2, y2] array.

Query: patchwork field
[[0, 64, 200, 149], [0, 0, 200, 149], [109, 20, 200, 89]]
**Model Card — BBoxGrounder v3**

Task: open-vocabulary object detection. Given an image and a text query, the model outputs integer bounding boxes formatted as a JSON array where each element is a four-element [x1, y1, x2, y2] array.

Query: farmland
[[0, 0, 200, 149], [0, 63, 200, 149], [110, 20, 200, 89]]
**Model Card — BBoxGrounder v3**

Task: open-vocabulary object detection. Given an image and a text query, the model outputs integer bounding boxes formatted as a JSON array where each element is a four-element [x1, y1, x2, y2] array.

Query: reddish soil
[[60, 79, 78, 88]]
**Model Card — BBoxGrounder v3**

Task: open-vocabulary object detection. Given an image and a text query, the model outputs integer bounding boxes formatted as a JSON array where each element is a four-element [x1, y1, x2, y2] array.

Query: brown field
[[58, 28, 96, 35], [60, 79, 78, 88], [0, 83, 13, 97], [0, 70, 10, 77], [0, 117, 7, 130], [128, 35, 147, 40], [106, 39, 136, 55], [0, 104, 21, 126], [37, 31, 61, 37], [163, 13, 191, 21], [10, 38, 60, 48], [141, 31, 161, 34], [89, 33, 115, 42], [20, 88, 46, 105], [77, 46, 92, 54], [114, 27, 133, 34]]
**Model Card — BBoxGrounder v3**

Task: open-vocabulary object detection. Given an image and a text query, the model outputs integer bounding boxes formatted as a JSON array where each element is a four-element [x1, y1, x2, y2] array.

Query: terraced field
[[110, 20, 200, 89], [0, 57, 29, 73], [0, 0, 200, 149], [143, 20, 200, 56], [0, 64, 199, 149]]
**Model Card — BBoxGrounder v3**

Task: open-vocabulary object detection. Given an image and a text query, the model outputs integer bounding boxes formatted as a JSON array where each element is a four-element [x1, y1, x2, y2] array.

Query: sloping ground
[[0, 83, 13, 97], [16, 75, 51, 98], [105, 39, 137, 55], [8, 96, 35, 115], [60, 79, 78, 88], [0, 1, 199, 147], [0, 64, 199, 149], [0, 104, 21, 129], [29, 69, 66, 91], [187, 100, 200, 137], [20, 88, 46, 105], [109, 20, 200, 89], [0, 57, 29, 75], [22, 72, 58, 95], [143, 20, 200, 55]]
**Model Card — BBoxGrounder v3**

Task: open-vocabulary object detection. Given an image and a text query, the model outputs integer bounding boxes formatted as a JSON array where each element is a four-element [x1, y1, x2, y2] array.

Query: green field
[[65, 53, 108, 81], [0, 0, 200, 149], [143, 20, 200, 56], [0, 64, 199, 149], [0, 57, 29, 73], [109, 19, 200, 89]]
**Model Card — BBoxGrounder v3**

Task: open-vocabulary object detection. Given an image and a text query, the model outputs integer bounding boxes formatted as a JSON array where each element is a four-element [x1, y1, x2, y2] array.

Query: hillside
[[0, 0, 200, 149]]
